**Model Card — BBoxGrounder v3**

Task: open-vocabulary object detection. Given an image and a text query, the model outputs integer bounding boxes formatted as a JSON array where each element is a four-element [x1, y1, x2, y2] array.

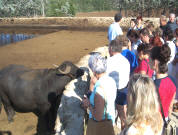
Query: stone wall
[[0, 17, 160, 30]]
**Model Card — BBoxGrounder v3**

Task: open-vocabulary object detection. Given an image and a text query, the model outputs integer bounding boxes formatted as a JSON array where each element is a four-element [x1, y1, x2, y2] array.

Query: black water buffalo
[[0, 61, 84, 133]]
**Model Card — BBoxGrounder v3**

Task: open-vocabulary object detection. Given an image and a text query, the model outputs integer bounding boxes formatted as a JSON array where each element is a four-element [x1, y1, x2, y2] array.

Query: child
[[135, 16, 144, 30], [134, 43, 153, 78], [128, 19, 136, 31], [127, 30, 142, 55]]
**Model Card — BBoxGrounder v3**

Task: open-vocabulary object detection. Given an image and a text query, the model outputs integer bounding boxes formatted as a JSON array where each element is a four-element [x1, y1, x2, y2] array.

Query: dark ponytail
[[151, 44, 171, 73], [158, 62, 168, 73]]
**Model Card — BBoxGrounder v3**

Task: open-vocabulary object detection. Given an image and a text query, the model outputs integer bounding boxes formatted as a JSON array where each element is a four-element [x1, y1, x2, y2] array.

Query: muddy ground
[[0, 11, 114, 135], [0, 29, 108, 135], [1, 29, 177, 135]]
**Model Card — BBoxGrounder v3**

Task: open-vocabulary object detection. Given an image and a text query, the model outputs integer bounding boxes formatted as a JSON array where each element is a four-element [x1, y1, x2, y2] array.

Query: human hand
[[81, 95, 90, 109]]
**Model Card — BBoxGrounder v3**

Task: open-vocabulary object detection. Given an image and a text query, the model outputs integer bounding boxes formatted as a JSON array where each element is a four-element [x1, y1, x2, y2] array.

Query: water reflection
[[0, 33, 36, 46]]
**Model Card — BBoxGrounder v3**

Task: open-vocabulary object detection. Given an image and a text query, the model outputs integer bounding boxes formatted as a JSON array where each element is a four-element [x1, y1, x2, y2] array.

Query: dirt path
[[0, 30, 108, 135]]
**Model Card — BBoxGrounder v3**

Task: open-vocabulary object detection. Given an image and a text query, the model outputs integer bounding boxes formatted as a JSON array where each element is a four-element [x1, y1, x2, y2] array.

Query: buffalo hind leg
[[1, 92, 15, 122], [4, 105, 15, 122]]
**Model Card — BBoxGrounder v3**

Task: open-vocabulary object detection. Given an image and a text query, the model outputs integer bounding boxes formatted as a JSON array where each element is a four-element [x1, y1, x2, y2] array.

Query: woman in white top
[[119, 74, 163, 135]]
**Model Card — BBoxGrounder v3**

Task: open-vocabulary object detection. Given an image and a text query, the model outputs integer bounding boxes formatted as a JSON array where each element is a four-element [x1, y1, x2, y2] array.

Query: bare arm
[[128, 40, 132, 51], [89, 76, 97, 92]]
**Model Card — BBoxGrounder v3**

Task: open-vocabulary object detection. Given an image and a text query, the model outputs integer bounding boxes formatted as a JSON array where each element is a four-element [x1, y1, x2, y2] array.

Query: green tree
[[0, 0, 44, 17], [0, 0, 177, 17], [46, 0, 76, 17]]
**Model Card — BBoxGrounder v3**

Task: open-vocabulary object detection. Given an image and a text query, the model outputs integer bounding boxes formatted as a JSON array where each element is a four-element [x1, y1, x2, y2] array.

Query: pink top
[[134, 59, 153, 78]]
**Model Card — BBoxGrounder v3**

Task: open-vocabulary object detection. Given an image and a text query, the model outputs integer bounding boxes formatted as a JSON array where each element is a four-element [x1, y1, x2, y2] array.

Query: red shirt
[[134, 59, 153, 78], [154, 76, 176, 118]]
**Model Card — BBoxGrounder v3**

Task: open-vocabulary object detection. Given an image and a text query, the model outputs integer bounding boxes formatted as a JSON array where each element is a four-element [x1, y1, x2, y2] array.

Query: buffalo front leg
[[36, 115, 49, 135], [43, 110, 56, 134], [36, 113, 55, 135]]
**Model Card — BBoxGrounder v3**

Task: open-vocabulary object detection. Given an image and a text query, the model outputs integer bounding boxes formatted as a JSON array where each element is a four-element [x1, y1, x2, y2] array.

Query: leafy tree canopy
[[0, 0, 177, 17]]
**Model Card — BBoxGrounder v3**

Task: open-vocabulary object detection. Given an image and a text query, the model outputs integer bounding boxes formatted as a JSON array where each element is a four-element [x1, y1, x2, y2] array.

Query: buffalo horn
[[57, 65, 71, 74], [53, 64, 59, 68]]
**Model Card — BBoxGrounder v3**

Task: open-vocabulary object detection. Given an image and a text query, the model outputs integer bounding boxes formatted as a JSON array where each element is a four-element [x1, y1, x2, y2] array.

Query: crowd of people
[[82, 12, 177, 135]]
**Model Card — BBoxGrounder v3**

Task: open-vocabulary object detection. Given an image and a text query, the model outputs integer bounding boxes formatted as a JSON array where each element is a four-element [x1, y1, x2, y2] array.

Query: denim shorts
[[115, 87, 128, 105]]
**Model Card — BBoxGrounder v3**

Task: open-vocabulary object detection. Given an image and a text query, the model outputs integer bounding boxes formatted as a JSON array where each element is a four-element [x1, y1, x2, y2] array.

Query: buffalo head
[[56, 61, 84, 79]]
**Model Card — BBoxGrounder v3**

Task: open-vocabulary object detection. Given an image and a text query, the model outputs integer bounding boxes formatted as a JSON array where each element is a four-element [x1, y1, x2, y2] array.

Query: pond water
[[0, 33, 36, 46], [0, 28, 61, 46]]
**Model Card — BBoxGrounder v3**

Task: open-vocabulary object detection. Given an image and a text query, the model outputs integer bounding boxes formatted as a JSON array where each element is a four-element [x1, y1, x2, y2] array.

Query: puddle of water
[[0, 33, 37, 46]]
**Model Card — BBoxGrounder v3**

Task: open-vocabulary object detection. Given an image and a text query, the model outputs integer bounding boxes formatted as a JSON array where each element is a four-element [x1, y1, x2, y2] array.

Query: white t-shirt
[[166, 41, 176, 63], [166, 41, 176, 76], [107, 53, 130, 89], [131, 39, 142, 55], [108, 22, 123, 42]]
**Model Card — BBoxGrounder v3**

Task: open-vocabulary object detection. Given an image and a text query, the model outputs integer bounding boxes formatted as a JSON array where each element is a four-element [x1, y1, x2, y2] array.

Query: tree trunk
[[167, 0, 169, 14], [41, 0, 45, 16]]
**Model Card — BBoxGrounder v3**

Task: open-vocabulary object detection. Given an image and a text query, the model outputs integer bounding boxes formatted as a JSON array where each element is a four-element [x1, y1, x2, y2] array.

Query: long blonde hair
[[126, 74, 163, 134]]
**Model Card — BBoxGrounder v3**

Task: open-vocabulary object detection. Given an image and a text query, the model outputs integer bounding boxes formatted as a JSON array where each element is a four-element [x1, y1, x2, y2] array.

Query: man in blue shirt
[[108, 13, 123, 43]]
